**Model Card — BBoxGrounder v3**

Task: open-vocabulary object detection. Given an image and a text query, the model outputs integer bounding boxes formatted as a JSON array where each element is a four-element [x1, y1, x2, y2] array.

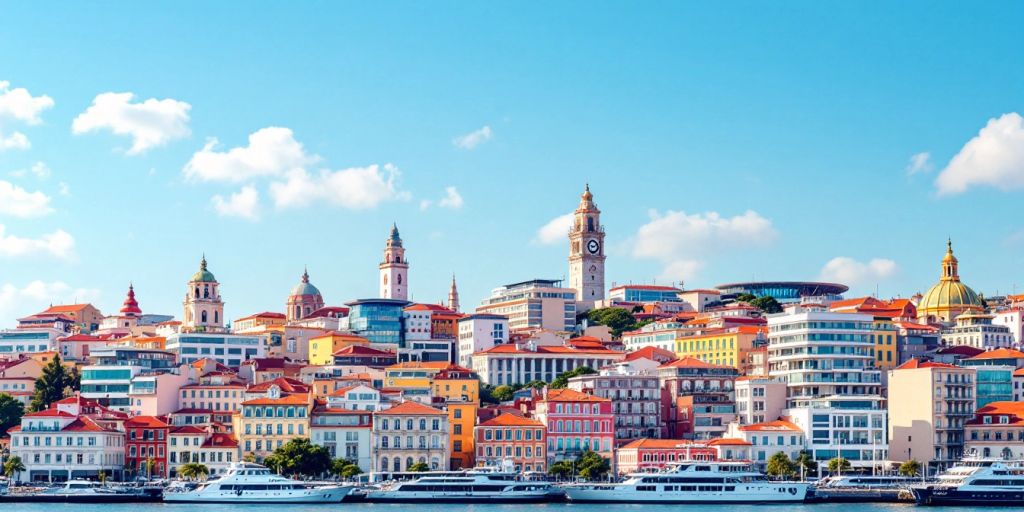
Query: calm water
[[0, 504, 937, 512]]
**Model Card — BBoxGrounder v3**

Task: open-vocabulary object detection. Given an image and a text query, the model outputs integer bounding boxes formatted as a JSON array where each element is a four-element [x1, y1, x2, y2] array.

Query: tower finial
[[200, 253, 207, 271], [302, 266, 310, 283]]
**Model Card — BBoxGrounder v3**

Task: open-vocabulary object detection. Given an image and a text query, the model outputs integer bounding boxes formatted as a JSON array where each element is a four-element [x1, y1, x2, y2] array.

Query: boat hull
[[163, 486, 352, 503], [564, 484, 810, 503], [913, 487, 1024, 506], [0, 493, 161, 503], [365, 491, 563, 503]]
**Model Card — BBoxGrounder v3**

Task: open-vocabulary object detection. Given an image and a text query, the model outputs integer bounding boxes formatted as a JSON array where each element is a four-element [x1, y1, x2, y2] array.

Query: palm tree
[[3, 455, 25, 482], [178, 462, 210, 481]]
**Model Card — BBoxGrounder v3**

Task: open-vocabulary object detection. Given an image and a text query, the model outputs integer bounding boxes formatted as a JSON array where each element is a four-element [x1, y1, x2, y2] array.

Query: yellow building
[[918, 239, 984, 324], [674, 326, 765, 371], [871, 318, 898, 370], [432, 365, 480, 469], [384, 361, 452, 401], [309, 333, 370, 366], [234, 386, 311, 460]]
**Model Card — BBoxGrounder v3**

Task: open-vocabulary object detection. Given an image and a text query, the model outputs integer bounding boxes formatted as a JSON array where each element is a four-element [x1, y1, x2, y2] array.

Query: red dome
[[120, 284, 142, 316]]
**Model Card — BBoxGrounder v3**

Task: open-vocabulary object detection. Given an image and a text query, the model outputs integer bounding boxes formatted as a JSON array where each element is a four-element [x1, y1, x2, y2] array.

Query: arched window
[[395, 256, 401, 263], [405, 457, 413, 469], [393, 458, 400, 471], [381, 457, 388, 470], [204, 285, 210, 299], [419, 419, 426, 430], [397, 274, 403, 285], [214, 311, 219, 324], [201, 311, 208, 324], [194, 287, 199, 298], [587, 217, 594, 232]]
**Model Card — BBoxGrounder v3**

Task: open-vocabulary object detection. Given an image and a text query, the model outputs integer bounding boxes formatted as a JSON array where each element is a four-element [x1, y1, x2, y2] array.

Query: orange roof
[[386, 361, 453, 370], [125, 416, 170, 428], [479, 412, 543, 427], [970, 401, 1024, 421], [404, 303, 456, 313], [171, 425, 207, 434], [625, 346, 677, 362], [242, 394, 310, 406], [659, 356, 730, 370], [376, 400, 446, 416], [620, 438, 707, 450], [896, 358, 960, 370], [543, 388, 610, 403], [235, 311, 286, 321], [63, 416, 114, 432], [738, 419, 802, 432], [968, 348, 1024, 360], [43, 304, 93, 314], [247, 376, 310, 393], [706, 438, 752, 446], [202, 432, 239, 448]]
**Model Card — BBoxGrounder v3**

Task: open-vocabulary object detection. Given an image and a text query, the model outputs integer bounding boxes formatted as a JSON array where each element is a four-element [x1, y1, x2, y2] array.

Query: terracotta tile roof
[[479, 412, 543, 427], [328, 384, 361, 397], [404, 303, 455, 313], [968, 348, 1024, 360], [936, 345, 986, 357], [64, 416, 114, 432], [376, 400, 445, 416], [247, 376, 310, 393], [23, 409, 75, 418], [242, 394, 310, 406], [171, 425, 207, 434], [896, 358, 960, 370], [236, 311, 286, 321], [619, 438, 706, 450], [624, 347, 677, 362], [968, 401, 1024, 424], [542, 388, 610, 403], [706, 438, 752, 446], [659, 356, 730, 370], [738, 419, 802, 432], [202, 432, 238, 448], [332, 344, 393, 356], [305, 306, 350, 319], [43, 304, 94, 314], [125, 416, 170, 428]]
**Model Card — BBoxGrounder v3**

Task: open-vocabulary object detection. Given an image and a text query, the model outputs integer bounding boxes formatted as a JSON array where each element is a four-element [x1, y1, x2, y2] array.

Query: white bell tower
[[568, 184, 606, 308], [379, 223, 409, 300]]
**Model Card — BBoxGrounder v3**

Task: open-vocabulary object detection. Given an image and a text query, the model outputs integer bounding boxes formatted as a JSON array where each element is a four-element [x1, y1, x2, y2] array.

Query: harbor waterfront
[[0, 503, 932, 512]]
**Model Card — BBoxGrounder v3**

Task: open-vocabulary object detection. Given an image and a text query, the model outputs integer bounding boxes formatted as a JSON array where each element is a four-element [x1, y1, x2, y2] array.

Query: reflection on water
[[2, 503, 926, 512]]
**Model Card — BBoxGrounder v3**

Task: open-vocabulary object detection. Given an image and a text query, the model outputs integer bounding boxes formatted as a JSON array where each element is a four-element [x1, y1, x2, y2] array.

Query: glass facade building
[[346, 298, 410, 347]]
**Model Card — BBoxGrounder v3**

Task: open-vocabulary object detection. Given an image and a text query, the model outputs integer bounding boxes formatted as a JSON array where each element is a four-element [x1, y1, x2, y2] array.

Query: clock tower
[[379, 223, 409, 300], [568, 184, 605, 307]]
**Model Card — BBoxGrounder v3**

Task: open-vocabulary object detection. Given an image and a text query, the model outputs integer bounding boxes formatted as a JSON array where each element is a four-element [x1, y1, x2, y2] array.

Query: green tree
[[547, 460, 573, 479], [3, 455, 25, 481], [331, 458, 363, 479], [585, 308, 641, 337], [551, 366, 597, 389], [243, 452, 257, 462], [828, 457, 852, 474], [267, 438, 333, 477], [766, 452, 797, 479], [796, 451, 818, 478], [0, 392, 24, 434], [491, 385, 515, 402], [749, 296, 783, 314], [899, 459, 922, 477], [576, 450, 611, 480], [178, 462, 209, 481], [144, 457, 156, 479], [521, 380, 547, 390], [30, 353, 72, 412], [98, 470, 107, 484], [735, 293, 757, 303], [408, 461, 430, 472]]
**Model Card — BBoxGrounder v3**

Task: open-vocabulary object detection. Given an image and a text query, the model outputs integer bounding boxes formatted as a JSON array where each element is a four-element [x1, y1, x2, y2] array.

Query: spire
[[388, 223, 403, 246], [942, 238, 959, 281], [120, 282, 141, 316], [448, 273, 460, 312], [200, 253, 207, 271], [302, 266, 309, 283]]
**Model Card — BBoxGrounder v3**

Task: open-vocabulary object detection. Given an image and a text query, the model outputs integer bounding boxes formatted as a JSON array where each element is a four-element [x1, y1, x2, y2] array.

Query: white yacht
[[163, 462, 353, 503], [0, 480, 158, 503], [912, 458, 1024, 506], [365, 466, 563, 503], [563, 461, 810, 503]]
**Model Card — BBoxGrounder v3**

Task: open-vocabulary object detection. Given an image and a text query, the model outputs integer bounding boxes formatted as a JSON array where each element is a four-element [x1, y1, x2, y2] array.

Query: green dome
[[290, 269, 321, 297], [191, 256, 217, 282], [920, 280, 982, 310]]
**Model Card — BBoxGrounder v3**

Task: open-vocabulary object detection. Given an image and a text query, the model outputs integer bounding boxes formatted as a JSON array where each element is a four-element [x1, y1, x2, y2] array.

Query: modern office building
[[346, 298, 411, 347], [716, 281, 848, 304], [165, 332, 263, 367], [476, 279, 576, 333]]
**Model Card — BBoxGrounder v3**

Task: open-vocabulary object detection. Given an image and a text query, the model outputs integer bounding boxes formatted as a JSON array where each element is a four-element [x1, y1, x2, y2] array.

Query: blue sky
[[1, 2, 1023, 326]]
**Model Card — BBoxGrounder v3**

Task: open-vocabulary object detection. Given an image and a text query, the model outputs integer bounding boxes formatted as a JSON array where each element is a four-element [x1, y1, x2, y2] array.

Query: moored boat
[[0, 479, 161, 503], [365, 465, 563, 503], [563, 461, 809, 503], [162, 462, 352, 503], [912, 458, 1024, 506]]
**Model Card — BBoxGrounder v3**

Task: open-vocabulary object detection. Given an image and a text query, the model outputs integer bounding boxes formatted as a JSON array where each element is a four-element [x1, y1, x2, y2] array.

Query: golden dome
[[918, 239, 983, 322]]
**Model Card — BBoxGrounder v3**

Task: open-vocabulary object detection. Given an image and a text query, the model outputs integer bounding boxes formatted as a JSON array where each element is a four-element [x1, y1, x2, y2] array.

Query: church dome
[[917, 239, 983, 322], [191, 255, 217, 283], [290, 269, 321, 297]]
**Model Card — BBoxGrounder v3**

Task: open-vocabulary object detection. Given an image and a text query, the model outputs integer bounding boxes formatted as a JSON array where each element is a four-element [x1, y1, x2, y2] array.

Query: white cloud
[[631, 209, 778, 281], [906, 152, 932, 175], [0, 81, 53, 152], [0, 131, 29, 151], [72, 92, 191, 155], [453, 126, 492, 150], [183, 127, 317, 182], [0, 281, 100, 328], [935, 112, 1024, 196], [212, 185, 260, 221], [269, 164, 407, 210], [57, 182, 70, 196], [421, 186, 465, 210], [534, 213, 574, 245], [819, 257, 898, 287], [11, 161, 52, 179], [0, 81, 55, 124], [0, 224, 74, 259], [0, 180, 54, 217]]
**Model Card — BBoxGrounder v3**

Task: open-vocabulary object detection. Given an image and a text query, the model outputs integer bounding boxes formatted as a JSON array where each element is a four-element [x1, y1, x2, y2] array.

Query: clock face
[[587, 239, 600, 254]]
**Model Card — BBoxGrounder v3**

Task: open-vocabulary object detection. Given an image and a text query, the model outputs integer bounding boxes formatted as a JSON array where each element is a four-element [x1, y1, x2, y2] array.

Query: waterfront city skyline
[[2, 2, 1024, 325]]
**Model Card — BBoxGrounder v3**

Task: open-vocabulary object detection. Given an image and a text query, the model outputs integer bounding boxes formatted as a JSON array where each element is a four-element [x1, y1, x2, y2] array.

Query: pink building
[[534, 388, 614, 462], [615, 438, 717, 474]]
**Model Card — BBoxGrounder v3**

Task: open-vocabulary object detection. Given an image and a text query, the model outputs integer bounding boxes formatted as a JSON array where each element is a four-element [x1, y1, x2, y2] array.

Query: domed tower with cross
[[286, 267, 325, 322], [568, 184, 606, 308], [183, 254, 225, 332], [379, 223, 409, 300]]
